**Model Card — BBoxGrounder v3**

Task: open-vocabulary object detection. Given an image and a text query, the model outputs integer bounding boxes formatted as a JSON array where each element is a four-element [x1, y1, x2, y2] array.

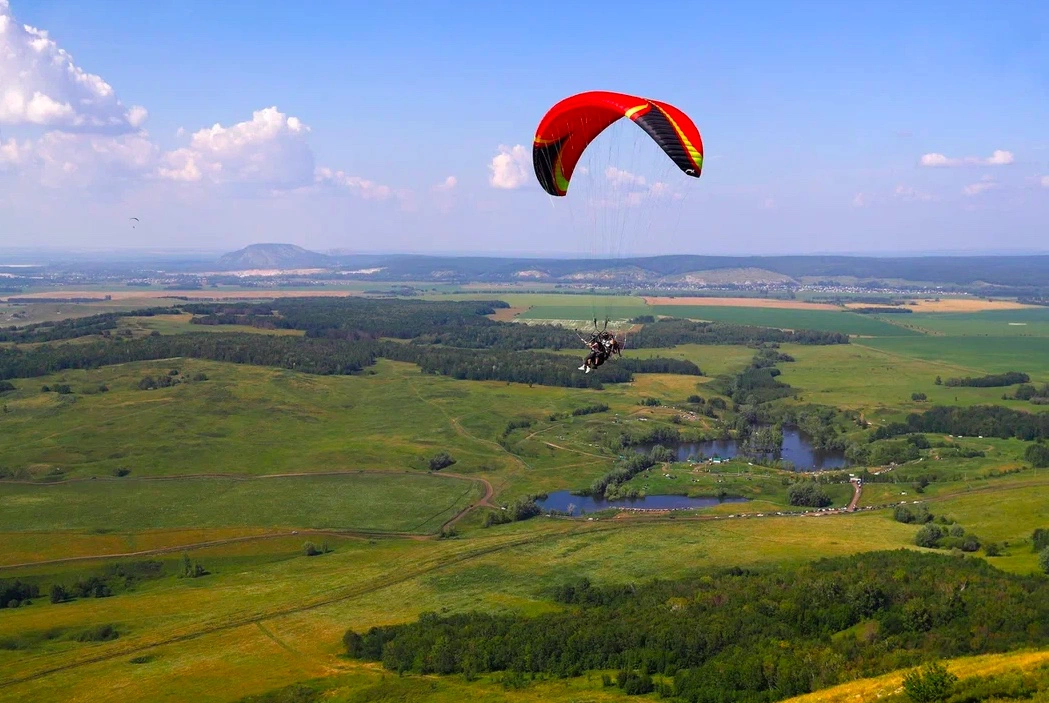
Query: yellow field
[[487, 305, 529, 321], [844, 298, 1036, 312], [644, 296, 840, 310]]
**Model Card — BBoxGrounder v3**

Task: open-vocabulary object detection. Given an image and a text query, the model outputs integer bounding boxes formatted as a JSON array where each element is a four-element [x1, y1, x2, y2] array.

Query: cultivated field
[[645, 296, 840, 310]]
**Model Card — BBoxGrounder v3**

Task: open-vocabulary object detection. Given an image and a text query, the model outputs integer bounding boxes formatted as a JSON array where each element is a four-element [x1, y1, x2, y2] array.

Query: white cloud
[[605, 166, 645, 187], [314, 167, 392, 200], [159, 107, 315, 188], [1041, 175, 1049, 188], [894, 184, 934, 202], [919, 149, 1014, 167], [852, 193, 868, 207], [0, 4, 402, 209], [963, 181, 997, 196], [0, 1, 145, 132], [489, 144, 529, 189], [762, 197, 776, 210], [0, 136, 31, 168], [963, 176, 1000, 197], [432, 175, 456, 192]]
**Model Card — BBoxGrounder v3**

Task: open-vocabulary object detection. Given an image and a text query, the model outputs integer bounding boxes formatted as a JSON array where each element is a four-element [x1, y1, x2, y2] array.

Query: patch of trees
[[483, 497, 542, 526], [1033, 528, 1049, 553], [586, 446, 674, 499], [1027, 443, 1049, 468], [380, 342, 700, 389], [943, 371, 1029, 388], [0, 333, 381, 381], [894, 503, 934, 524], [179, 554, 208, 579], [302, 541, 331, 556], [711, 348, 797, 405], [571, 403, 608, 417], [911, 392, 927, 402], [46, 560, 164, 605], [342, 550, 1049, 703], [627, 319, 849, 348], [1, 580, 39, 609], [787, 481, 832, 507], [915, 522, 981, 552], [1008, 383, 1049, 405], [869, 405, 1049, 443], [0, 380, 14, 393], [0, 307, 179, 344], [428, 452, 456, 471], [848, 437, 923, 467], [851, 306, 913, 314]]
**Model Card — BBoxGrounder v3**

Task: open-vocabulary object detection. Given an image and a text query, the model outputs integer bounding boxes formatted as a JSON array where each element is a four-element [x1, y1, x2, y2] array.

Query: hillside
[[217, 243, 333, 270], [207, 246, 1049, 291]]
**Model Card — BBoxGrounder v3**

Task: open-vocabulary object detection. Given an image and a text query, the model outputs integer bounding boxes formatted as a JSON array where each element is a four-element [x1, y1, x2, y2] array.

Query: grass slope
[[0, 473, 481, 534]]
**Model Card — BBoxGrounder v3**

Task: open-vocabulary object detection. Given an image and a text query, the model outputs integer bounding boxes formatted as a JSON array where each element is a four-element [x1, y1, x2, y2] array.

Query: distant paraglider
[[129, 217, 140, 229]]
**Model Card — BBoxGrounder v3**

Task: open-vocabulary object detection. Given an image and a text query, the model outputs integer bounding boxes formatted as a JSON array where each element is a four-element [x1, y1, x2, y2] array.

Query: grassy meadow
[[2, 291, 1049, 703]]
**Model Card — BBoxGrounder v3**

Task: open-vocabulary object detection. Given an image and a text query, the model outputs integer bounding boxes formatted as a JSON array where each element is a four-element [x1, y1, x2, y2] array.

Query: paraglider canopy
[[533, 91, 704, 197], [129, 217, 139, 229]]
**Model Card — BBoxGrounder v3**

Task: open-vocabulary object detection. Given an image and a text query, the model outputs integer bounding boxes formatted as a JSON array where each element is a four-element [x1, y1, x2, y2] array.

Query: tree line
[[942, 371, 1029, 388], [874, 405, 1049, 442], [185, 298, 850, 350], [342, 550, 1049, 703], [0, 332, 700, 391], [627, 319, 850, 347], [0, 307, 179, 344]]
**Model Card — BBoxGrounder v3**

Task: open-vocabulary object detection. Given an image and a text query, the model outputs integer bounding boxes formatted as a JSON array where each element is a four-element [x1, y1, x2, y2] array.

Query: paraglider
[[129, 217, 140, 229], [533, 91, 703, 197], [532, 91, 704, 372]]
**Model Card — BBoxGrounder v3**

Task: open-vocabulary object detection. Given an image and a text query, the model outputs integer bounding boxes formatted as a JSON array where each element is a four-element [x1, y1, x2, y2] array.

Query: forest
[[0, 331, 699, 390], [343, 550, 1049, 703]]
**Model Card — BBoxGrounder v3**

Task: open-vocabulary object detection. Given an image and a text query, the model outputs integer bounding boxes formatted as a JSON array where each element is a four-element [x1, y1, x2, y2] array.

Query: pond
[[636, 427, 847, 471], [537, 490, 750, 516]]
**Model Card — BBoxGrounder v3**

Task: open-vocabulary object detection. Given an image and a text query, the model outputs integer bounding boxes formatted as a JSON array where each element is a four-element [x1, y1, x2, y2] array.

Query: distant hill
[[217, 243, 333, 270], [211, 244, 1049, 291]]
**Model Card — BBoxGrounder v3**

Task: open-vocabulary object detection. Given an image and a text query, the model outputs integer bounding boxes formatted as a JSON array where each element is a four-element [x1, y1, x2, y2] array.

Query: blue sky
[[0, 0, 1046, 256]]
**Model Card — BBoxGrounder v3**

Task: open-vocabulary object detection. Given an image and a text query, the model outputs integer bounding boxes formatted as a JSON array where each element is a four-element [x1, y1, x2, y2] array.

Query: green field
[[0, 473, 481, 534], [895, 308, 1049, 337], [857, 336, 1049, 379], [3, 294, 1049, 703]]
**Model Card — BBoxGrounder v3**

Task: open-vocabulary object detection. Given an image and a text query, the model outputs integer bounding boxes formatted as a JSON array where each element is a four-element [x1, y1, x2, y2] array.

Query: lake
[[636, 427, 847, 471], [537, 490, 750, 516]]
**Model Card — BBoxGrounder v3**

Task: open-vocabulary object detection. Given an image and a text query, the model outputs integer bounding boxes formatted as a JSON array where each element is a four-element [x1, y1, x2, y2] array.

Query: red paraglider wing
[[533, 91, 703, 197]]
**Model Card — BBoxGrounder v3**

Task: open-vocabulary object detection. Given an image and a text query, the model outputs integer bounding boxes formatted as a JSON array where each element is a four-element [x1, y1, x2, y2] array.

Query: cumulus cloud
[[0, 3, 404, 208], [852, 193, 868, 207], [919, 149, 1014, 167], [1041, 175, 1049, 188], [762, 197, 776, 210], [894, 184, 934, 202], [0, 0, 146, 132], [432, 175, 457, 191], [159, 107, 315, 188], [489, 144, 529, 189]]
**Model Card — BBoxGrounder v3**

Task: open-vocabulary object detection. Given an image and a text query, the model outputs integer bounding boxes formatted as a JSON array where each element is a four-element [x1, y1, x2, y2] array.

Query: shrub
[[428, 452, 456, 471], [903, 661, 957, 702]]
